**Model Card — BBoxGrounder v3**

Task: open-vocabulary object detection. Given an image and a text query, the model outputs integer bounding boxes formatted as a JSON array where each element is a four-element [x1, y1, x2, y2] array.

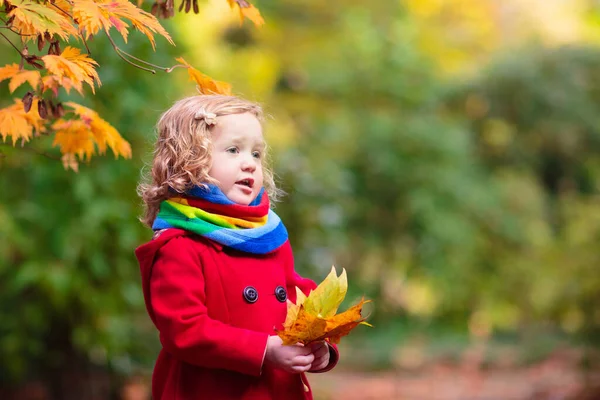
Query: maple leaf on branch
[[1, 0, 241, 169], [51, 101, 132, 164], [0, 98, 46, 145], [6, 0, 79, 41], [0, 63, 41, 93], [276, 267, 372, 346], [175, 57, 232, 95], [226, 0, 264, 27], [72, 0, 174, 49], [42, 46, 101, 94]]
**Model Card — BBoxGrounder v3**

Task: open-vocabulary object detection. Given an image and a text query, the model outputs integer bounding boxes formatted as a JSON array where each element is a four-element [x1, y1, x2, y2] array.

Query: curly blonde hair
[[138, 95, 282, 227]]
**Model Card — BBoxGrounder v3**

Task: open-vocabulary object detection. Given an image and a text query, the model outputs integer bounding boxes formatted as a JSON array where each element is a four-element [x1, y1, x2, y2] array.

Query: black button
[[243, 286, 258, 303], [275, 286, 287, 302]]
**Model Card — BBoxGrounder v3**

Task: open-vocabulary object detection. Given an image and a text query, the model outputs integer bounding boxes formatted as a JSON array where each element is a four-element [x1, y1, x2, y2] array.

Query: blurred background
[[1, 0, 600, 399]]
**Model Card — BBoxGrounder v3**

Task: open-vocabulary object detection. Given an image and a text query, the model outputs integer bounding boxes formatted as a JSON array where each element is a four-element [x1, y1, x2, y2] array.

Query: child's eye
[[252, 151, 262, 159], [226, 147, 239, 154]]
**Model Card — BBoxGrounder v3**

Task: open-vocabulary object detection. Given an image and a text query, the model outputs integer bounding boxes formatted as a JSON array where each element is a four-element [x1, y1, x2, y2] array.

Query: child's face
[[208, 112, 265, 205]]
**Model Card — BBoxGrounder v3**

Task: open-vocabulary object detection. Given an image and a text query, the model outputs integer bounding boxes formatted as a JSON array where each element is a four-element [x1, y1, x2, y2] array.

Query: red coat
[[135, 228, 339, 400]]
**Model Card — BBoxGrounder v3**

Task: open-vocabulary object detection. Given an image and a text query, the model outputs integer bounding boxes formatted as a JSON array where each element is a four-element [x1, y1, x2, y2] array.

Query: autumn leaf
[[0, 63, 41, 93], [315, 298, 372, 344], [276, 266, 371, 345], [303, 266, 347, 319], [52, 118, 97, 162], [7, 0, 78, 41], [175, 57, 232, 95], [0, 98, 46, 145], [72, 0, 173, 49], [281, 287, 307, 331], [61, 101, 131, 157], [227, 0, 264, 27], [42, 46, 100, 94], [41, 75, 77, 97]]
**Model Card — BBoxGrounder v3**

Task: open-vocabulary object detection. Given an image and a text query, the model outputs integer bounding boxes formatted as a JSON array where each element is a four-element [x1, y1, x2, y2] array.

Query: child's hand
[[265, 336, 314, 374], [308, 341, 330, 371]]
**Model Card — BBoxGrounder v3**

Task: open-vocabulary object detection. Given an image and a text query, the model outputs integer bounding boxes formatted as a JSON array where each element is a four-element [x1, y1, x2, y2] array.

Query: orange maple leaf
[[41, 75, 77, 96], [227, 0, 264, 26], [7, 0, 78, 41], [42, 46, 100, 94], [52, 102, 131, 160], [175, 57, 232, 95], [72, 0, 174, 49], [0, 98, 46, 145], [51, 118, 97, 162], [276, 267, 372, 345], [0, 63, 41, 93]]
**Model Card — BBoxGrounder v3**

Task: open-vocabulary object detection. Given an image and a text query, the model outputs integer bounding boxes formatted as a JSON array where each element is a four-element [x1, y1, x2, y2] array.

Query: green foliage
[[259, 3, 600, 345], [0, 27, 182, 383], [2, 0, 600, 387]]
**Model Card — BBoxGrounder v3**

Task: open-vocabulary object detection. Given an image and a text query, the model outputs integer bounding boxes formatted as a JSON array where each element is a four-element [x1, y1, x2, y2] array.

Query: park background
[[1, 0, 600, 399]]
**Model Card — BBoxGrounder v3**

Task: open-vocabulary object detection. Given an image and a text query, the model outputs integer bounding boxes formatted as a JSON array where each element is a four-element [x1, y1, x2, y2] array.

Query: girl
[[135, 95, 338, 399]]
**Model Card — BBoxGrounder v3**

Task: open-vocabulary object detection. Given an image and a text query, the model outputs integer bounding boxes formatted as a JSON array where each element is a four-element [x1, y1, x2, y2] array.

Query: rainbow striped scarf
[[152, 185, 288, 254]]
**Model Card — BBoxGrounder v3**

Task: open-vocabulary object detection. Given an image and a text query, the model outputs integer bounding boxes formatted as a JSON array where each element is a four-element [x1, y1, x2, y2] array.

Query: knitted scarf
[[152, 185, 288, 254]]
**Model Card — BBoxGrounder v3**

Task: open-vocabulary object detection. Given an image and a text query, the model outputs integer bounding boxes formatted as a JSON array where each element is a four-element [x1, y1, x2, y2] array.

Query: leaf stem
[[49, 2, 74, 19], [165, 64, 187, 73], [105, 32, 157, 74], [115, 48, 172, 72]]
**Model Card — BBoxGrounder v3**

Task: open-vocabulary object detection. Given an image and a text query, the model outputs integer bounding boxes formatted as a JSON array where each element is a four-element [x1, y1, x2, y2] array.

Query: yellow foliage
[[227, 0, 264, 27], [303, 267, 347, 319], [52, 119, 97, 161], [62, 102, 132, 158], [0, 0, 237, 169], [42, 47, 100, 94], [72, 0, 173, 48], [176, 57, 232, 95], [0, 99, 46, 145], [42, 47, 101, 93], [276, 267, 371, 345], [51, 102, 131, 171], [7, 0, 78, 41], [0, 63, 41, 93]]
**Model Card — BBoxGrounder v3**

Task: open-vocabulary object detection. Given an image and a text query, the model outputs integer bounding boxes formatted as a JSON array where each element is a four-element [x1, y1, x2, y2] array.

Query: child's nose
[[241, 155, 257, 171]]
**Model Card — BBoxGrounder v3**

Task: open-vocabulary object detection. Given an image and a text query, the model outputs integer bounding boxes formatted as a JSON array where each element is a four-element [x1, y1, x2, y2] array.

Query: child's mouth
[[236, 178, 254, 189]]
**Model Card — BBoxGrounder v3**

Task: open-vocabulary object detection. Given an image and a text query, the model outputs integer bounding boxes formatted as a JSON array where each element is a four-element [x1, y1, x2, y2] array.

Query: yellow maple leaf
[[63, 101, 131, 158], [72, 0, 173, 49], [175, 57, 232, 95], [281, 287, 307, 331], [0, 98, 46, 145], [277, 305, 328, 346], [276, 266, 371, 345], [227, 0, 264, 26], [52, 118, 97, 161], [42, 46, 100, 94], [303, 266, 347, 319], [0, 63, 41, 93], [41, 75, 77, 96], [7, 0, 78, 41]]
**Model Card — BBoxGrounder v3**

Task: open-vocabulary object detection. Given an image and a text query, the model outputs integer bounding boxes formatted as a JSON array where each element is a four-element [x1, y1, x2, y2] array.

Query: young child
[[135, 95, 338, 399]]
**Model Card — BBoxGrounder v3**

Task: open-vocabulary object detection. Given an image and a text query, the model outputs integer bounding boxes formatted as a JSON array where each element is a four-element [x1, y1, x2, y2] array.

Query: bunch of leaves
[[276, 267, 371, 345], [0, 0, 263, 170]]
